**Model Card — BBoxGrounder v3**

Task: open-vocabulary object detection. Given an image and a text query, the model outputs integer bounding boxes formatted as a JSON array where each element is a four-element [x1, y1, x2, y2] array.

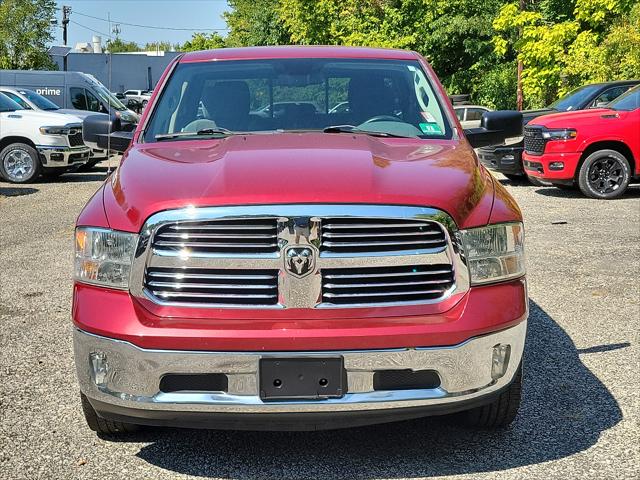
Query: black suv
[[478, 80, 639, 183]]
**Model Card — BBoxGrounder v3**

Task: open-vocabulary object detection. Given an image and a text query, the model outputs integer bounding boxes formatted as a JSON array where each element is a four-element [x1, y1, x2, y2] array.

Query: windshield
[[18, 89, 60, 111], [0, 92, 24, 112], [144, 58, 453, 142], [549, 85, 601, 111], [94, 84, 127, 111], [608, 85, 640, 111]]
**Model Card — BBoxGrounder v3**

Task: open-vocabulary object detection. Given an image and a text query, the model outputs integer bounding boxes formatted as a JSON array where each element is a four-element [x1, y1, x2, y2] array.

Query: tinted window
[[550, 85, 601, 111], [0, 92, 24, 112], [18, 89, 59, 110], [145, 58, 452, 141], [2, 92, 31, 109], [85, 89, 102, 112], [591, 86, 631, 107], [465, 108, 485, 121], [70, 87, 87, 110], [609, 86, 640, 111], [454, 108, 465, 121]]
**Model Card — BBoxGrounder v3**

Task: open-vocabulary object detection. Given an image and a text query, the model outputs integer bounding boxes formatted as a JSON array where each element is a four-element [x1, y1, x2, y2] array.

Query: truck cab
[[74, 46, 527, 434]]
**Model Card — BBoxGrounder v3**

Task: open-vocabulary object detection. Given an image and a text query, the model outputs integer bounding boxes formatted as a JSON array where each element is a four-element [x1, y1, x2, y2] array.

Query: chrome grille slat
[[321, 218, 447, 254], [321, 264, 455, 306], [154, 241, 279, 248], [156, 233, 277, 239], [168, 224, 275, 231], [144, 267, 279, 306]]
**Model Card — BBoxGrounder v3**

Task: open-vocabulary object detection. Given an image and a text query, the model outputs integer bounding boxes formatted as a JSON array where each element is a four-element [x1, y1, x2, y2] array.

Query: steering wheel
[[182, 118, 217, 133], [360, 115, 403, 124]]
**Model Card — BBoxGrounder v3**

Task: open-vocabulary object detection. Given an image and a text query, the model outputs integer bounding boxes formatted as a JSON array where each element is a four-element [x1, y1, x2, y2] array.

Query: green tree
[[0, 0, 57, 70], [106, 38, 141, 53], [181, 32, 226, 51], [224, 0, 290, 47], [144, 41, 181, 52]]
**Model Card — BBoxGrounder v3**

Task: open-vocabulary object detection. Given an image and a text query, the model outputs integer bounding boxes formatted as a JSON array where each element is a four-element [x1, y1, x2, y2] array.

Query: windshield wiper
[[322, 125, 410, 138], [155, 127, 242, 141]]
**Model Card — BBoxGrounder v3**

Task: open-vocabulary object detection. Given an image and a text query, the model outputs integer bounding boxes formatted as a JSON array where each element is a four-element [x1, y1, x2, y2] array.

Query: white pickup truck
[[0, 92, 90, 183]]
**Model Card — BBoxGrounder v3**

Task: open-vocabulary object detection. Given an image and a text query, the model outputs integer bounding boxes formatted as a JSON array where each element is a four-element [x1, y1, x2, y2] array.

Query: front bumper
[[75, 320, 526, 429], [37, 145, 91, 167], [477, 145, 524, 176], [523, 151, 581, 180]]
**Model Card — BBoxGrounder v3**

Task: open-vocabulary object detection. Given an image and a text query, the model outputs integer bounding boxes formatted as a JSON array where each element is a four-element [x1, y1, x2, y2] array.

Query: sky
[[53, 0, 230, 48]]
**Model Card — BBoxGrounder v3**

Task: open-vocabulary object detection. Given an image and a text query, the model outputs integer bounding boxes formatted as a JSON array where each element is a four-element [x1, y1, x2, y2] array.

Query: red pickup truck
[[523, 85, 640, 198], [75, 46, 527, 434]]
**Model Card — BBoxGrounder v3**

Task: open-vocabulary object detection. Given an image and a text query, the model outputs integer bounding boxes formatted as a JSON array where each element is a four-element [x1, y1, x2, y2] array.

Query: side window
[[465, 108, 485, 121], [70, 87, 87, 110], [592, 86, 629, 107], [454, 108, 465, 121], [85, 89, 102, 112], [3, 92, 31, 109], [124, 90, 134, 96]]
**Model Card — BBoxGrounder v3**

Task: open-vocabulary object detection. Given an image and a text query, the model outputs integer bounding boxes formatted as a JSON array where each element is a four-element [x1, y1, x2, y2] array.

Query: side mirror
[[83, 113, 135, 154], [115, 92, 125, 100], [464, 110, 523, 148]]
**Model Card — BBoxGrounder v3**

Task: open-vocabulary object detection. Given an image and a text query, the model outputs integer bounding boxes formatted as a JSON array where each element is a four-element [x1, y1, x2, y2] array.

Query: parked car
[[75, 46, 527, 434], [0, 70, 139, 124], [0, 92, 90, 182], [123, 89, 153, 107], [523, 85, 639, 199], [0, 86, 108, 168], [454, 105, 492, 128], [478, 80, 639, 183]]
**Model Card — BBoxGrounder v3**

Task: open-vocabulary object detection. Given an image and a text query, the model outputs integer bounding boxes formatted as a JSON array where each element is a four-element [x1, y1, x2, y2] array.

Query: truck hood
[[527, 108, 616, 128], [102, 133, 497, 232], [522, 108, 557, 124], [12, 109, 83, 125]]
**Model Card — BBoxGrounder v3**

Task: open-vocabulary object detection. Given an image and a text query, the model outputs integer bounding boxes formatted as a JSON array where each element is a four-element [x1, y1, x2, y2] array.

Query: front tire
[[80, 393, 140, 434], [461, 363, 522, 428], [0, 143, 41, 183], [578, 149, 631, 199]]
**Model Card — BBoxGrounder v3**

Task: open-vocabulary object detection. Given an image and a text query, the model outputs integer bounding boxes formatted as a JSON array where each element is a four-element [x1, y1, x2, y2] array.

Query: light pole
[[62, 5, 71, 71]]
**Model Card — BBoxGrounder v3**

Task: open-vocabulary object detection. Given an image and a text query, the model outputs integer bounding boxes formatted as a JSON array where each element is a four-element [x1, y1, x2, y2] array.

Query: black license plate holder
[[259, 357, 344, 400]]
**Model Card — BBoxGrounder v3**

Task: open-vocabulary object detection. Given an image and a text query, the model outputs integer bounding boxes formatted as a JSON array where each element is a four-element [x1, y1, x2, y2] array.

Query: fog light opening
[[89, 351, 109, 387], [491, 344, 511, 381], [549, 162, 565, 171]]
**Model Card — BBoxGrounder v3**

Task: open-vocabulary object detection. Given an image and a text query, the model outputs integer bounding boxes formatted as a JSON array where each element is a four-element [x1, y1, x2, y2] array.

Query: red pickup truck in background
[[523, 86, 640, 199], [75, 46, 527, 434]]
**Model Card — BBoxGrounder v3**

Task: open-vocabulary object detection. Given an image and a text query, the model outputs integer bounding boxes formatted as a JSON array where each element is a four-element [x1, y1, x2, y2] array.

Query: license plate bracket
[[259, 357, 344, 400]]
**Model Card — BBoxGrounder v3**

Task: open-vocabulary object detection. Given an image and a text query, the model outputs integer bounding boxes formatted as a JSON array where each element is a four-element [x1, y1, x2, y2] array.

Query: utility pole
[[516, 0, 525, 111], [62, 5, 71, 71]]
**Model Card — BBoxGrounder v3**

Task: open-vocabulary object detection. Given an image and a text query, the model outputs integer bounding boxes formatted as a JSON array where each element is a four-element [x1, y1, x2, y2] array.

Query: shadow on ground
[[533, 185, 640, 199], [106, 301, 622, 478]]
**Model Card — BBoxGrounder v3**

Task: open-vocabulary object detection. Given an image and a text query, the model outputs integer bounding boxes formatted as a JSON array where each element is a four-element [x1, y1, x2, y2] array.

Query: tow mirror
[[83, 113, 135, 154], [464, 110, 523, 148]]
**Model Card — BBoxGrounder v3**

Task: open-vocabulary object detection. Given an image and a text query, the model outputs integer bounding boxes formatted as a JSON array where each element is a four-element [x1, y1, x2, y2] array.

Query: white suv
[[0, 92, 90, 183]]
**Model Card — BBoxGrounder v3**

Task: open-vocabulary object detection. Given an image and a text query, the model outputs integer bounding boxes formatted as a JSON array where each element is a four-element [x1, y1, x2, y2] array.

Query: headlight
[[460, 223, 525, 285], [541, 128, 577, 140], [74, 228, 138, 289], [40, 126, 71, 135]]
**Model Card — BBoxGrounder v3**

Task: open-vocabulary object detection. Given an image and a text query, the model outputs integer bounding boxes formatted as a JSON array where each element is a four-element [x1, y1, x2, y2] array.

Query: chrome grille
[[320, 218, 447, 254], [68, 130, 84, 147], [144, 267, 279, 306], [523, 126, 546, 155], [321, 264, 455, 305], [152, 218, 278, 255]]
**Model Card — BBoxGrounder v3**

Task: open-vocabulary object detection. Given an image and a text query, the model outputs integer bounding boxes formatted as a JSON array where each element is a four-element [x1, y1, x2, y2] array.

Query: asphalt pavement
[[0, 164, 638, 479]]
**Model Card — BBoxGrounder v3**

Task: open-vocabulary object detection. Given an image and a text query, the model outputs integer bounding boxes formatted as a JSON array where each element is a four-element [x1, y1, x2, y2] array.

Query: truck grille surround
[[67, 129, 85, 147], [523, 126, 546, 155], [131, 205, 469, 309]]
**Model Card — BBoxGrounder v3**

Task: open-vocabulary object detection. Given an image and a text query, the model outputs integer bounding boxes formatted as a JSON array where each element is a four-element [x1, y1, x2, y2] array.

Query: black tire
[[41, 167, 67, 178], [80, 393, 140, 434], [0, 143, 41, 183], [504, 174, 528, 184], [142, 99, 148, 107], [461, 363, 522, 428], [577, 149, 631, 199], [526, 174, 550, 187]]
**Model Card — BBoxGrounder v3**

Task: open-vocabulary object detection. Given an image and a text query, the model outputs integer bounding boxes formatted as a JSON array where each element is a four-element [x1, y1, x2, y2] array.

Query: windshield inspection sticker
[[419, 122, 443, 135]]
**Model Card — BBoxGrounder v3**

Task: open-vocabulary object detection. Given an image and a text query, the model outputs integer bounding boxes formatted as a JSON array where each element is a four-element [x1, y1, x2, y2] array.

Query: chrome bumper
[[37, 145, 90, 167], [75, 320, 526, 415]]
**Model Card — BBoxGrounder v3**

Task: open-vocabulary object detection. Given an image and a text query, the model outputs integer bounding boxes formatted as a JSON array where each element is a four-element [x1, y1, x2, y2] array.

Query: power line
[[68, 20, 112, 40], [72, 10, 229, 32]]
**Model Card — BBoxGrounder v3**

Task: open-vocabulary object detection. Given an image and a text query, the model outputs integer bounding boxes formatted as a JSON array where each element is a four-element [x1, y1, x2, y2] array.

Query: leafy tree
[[181, 32, 226, 51], [144, 41, 181, 52], [106, 38, 141, 53], [224, 0, 290, 47], [0, 0, 57, 70]]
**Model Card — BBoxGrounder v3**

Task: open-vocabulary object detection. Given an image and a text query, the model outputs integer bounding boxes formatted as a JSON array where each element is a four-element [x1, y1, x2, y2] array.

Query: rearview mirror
[[83, 114, 135, 154], [464, 110, 523, 148]]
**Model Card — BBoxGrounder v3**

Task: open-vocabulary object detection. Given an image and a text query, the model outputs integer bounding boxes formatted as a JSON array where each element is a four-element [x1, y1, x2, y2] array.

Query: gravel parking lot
[[1, 164, 638, 480]]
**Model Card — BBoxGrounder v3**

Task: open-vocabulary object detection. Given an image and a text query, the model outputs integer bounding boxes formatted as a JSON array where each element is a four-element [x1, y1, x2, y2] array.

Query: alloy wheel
[[587, 156, 624, 195], [3, 148, 35, 182]]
